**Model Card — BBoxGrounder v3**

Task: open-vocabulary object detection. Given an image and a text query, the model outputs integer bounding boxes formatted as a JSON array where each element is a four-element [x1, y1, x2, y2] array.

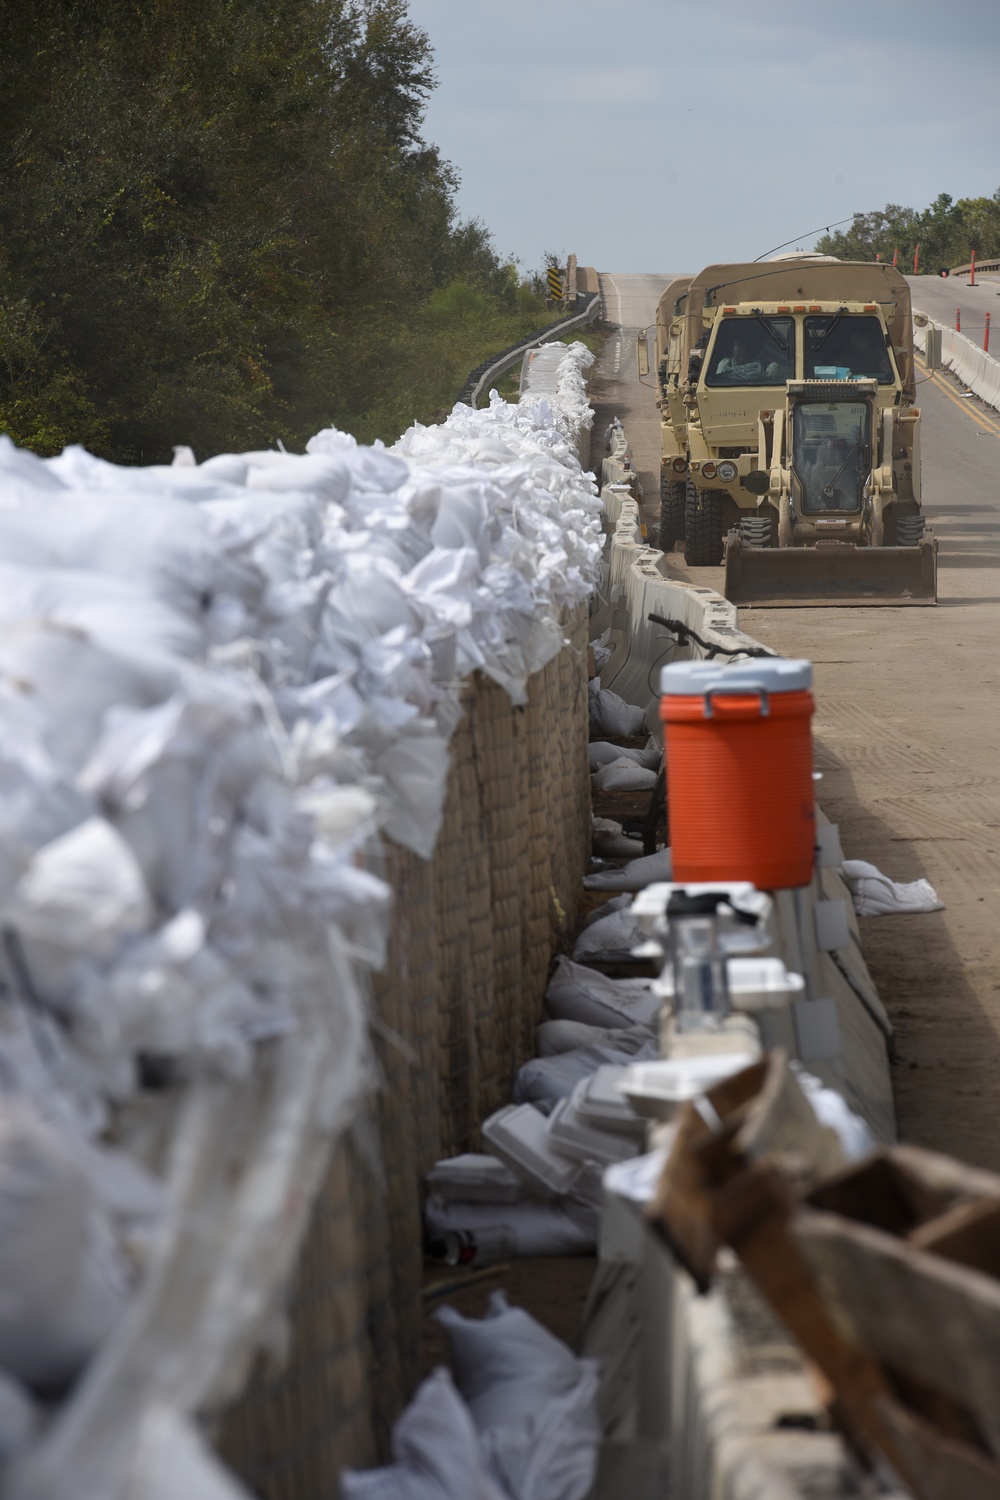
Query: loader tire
[[684, 482, 725, 566], [658, 473, 686, 551], [871, 506, 885, 548]]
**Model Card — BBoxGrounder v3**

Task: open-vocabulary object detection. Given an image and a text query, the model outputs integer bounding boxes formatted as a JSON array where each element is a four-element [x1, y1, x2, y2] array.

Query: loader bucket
[[723, 534, 938, 608]]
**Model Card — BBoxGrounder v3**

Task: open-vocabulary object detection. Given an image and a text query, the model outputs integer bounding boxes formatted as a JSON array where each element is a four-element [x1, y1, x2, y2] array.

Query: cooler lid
[[659, 658, 812, 696]]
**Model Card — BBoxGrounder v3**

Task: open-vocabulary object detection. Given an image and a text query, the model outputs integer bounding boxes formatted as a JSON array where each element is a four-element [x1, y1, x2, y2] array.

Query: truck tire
[[658, 473, 686, 551], [684, 481, 725, 566]]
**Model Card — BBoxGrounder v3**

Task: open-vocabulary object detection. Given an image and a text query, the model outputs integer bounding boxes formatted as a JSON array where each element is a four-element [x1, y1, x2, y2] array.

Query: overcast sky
[[405, 0, 1000, 276]]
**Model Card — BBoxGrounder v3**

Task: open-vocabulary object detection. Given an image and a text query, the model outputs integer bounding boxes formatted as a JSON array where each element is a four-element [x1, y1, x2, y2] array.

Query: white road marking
[[604, 273, 624, 373]]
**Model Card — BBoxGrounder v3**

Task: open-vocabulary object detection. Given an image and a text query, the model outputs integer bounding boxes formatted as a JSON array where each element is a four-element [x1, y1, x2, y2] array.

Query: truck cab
[[670, 261, 922, 564]]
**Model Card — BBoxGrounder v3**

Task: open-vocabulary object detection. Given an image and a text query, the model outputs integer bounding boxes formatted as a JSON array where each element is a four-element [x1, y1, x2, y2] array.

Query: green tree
[[0, 0, 536, 459], [816, 189, 1000, 272]]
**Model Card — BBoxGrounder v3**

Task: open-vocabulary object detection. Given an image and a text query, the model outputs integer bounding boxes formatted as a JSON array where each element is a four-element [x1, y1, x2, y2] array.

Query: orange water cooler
[[659, 659, 815, 890]]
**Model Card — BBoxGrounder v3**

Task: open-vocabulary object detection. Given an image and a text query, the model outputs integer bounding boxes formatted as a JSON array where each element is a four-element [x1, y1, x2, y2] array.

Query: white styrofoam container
[[481, 1104, 582, 1198], [424, 1153, 525, 1205], [572, 1067, 646, 1136], [622, 1046, 762, 1119], [546, 1096, 643, 1167]]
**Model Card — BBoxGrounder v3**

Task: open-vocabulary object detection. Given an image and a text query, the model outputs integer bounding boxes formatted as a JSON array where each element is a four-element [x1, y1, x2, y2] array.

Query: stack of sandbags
[[343, 1293, 601, 1500], [0, 341, 602, 1490], [423, 956, 660, 1261]]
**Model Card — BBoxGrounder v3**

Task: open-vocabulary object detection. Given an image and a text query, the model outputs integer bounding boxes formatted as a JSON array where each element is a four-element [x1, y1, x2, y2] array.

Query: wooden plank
[[875, 1393, 1000, 1500], [793, 1209, 1000, 1457]]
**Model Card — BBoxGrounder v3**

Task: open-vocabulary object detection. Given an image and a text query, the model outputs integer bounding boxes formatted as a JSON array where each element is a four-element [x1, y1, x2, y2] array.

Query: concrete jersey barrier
[[914, 308, 1000, 413], [583, 468, 899, 1500]]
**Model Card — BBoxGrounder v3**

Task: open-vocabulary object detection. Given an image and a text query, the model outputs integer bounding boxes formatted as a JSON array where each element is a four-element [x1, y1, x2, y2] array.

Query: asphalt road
[[590, 271, 1000, 1169], [907, 270, 1000, 346]]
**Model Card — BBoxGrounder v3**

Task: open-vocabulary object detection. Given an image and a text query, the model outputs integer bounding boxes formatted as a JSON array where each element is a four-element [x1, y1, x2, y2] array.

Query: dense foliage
[[815, 191, 1000, 274], [0, 1, 549, 460]]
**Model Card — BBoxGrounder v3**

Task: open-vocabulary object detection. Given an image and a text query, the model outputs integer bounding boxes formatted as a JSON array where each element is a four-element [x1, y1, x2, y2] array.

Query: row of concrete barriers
[[914, 308, 1000, 413], [582, 466, 901, 1499]]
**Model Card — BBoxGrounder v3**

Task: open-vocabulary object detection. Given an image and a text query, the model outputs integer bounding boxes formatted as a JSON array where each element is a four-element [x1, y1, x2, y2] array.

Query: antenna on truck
[[754, 215, 859, 262]]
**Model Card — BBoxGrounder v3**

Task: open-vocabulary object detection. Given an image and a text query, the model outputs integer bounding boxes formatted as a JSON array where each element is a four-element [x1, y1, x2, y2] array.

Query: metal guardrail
[[456, 291, 602, 408], [950, 259, 1000, 276]]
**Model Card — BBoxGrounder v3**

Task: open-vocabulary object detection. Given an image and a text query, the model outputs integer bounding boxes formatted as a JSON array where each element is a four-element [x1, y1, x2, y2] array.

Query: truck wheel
[[658, 474, 686, 551], [684, 482, 725, 566]]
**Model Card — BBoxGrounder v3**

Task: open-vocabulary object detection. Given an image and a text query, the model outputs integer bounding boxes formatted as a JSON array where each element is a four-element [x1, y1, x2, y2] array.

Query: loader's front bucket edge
[[723, 535, 938, 608]]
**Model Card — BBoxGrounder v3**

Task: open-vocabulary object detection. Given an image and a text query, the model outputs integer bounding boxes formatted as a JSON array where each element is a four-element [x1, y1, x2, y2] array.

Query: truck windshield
[[804, 315, 894, 383], [792, 401, 870, 514], [704, 317, 794, 387]]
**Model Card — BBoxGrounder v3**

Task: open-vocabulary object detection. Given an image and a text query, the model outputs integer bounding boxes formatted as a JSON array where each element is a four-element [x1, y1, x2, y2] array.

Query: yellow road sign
[[547, 267, 563, 300]]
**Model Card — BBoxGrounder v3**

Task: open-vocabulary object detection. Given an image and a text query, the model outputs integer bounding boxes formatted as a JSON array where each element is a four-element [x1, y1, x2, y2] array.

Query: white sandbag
[[583, 846, 673, 891], [374, 728, 451, 859], [0, 1370, 38, 1460], [840, 859, 944, 917], [571, 906, 645, 960], [588, 739, 659, 771], [591, 760, 658, 792], [0, 1097, 128, 1389], [536, 1019, 655, 1056], [0, 491, 262, 625], [0, 562, 203, 666], [478, 1362, 601, 1500], [0, 683, 91, 905], [437, 1292, 601, 1500], [6, 817, 151, 958], [341, 1368, 507, 1500], [791, 1064, 876, 1161], [424, 1196, 596, 1258], [0, 623, 178, 771], [578, 892, 630, 929], [587, 679, 646, 737], [512, 1045, 648, 1110], [588, 741, 628, 769], [245, 453, 350, 507], [547, 955, 659, 1028], [590, 637, 612, 674], [437, 1291, 586, 1431], [115, 1402, 257, 1500], [425, 1155, 525, 1206], [591, 825, 644, 860]]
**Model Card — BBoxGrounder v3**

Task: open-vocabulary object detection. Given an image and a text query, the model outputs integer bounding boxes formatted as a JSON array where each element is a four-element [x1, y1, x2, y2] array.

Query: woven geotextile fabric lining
[[216, 1134, 378, 1497], [219, 617, 592, 1487]]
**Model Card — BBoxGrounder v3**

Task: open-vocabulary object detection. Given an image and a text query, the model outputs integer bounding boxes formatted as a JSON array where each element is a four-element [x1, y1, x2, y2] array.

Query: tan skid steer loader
[[724, 377, 938, 606]]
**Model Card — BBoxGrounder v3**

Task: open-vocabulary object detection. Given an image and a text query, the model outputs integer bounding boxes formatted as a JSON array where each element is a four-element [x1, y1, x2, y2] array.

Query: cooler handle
[[703, 682, 770, 718]]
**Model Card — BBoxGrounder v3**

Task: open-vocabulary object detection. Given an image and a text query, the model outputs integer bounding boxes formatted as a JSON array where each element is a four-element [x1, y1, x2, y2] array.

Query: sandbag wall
[[0, 343, 601, 1500], [218, 608, 592, 1494]]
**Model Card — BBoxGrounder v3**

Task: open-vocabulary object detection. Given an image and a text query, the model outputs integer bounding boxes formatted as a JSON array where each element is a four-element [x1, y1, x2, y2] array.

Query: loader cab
[[787, 381, 878, 519]]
